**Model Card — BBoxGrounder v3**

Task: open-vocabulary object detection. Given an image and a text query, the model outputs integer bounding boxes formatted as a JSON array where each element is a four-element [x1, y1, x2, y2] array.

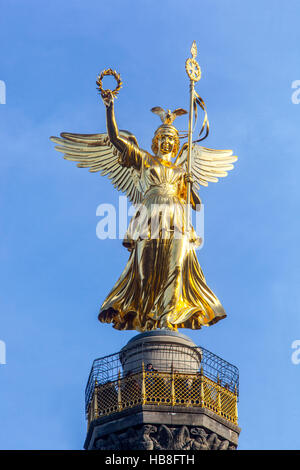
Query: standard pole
[[186, 79, 194, 232]]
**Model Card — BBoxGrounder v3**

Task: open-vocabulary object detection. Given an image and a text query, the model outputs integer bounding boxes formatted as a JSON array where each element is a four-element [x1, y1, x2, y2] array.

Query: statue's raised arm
[[50, 88, 144, 205], [102, 90, 145, 172]]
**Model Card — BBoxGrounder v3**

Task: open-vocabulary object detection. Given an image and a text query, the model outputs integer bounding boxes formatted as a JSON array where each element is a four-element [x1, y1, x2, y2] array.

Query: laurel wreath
[[96, 69, 122, 97]]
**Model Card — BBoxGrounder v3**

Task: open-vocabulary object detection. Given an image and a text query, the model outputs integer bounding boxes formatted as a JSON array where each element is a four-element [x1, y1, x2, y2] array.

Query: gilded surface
[[50, 44, 237, 332]]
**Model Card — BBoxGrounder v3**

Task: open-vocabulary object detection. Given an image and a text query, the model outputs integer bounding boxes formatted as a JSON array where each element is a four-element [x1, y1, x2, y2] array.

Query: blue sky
[[0, 0, 299, 449]]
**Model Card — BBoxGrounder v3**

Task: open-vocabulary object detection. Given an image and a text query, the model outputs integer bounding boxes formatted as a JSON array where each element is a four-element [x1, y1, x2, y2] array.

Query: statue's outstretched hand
[[101, 90, 114, 108]]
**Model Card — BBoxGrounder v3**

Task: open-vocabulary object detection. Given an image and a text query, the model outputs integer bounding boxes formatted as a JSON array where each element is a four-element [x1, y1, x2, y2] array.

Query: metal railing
[[87, 366, 238, 426], [85, 344, 239, 413]]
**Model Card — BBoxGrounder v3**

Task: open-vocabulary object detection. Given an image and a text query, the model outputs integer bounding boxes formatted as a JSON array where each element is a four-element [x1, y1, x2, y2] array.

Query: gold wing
[[176, 143, 238, 190], [50, 131, 143, 204]]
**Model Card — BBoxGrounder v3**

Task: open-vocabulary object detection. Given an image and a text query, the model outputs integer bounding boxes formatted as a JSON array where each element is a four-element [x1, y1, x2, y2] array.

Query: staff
[[185, 41, 202, 232]]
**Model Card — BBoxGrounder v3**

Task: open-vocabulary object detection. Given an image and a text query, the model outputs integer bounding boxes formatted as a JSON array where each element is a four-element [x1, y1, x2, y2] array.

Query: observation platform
[[84, 331, 240, 450]]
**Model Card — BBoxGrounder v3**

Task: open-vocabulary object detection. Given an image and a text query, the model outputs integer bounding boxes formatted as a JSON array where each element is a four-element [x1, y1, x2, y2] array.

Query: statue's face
[[158, 133, 175, 157]]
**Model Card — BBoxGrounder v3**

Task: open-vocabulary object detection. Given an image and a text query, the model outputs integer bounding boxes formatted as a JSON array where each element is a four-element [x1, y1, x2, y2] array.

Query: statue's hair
[[151, 125, 180, 157]]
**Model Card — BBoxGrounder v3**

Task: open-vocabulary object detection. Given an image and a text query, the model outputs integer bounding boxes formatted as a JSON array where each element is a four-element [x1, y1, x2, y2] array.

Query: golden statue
[[51, 43, 237, 332]]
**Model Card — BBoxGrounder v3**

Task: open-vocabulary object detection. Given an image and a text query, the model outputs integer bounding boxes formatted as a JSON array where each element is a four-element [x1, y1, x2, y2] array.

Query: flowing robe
[[98, 143, 226, 331]]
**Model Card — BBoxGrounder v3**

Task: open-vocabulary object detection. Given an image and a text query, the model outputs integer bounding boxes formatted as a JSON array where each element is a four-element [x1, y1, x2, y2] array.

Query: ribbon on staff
[[192, 91, 209, 142], [178, 91, 209, 143]]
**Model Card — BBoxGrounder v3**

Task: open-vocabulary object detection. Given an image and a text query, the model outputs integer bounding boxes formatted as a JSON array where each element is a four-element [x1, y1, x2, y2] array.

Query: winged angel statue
[[51, 84, 237, 332]]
